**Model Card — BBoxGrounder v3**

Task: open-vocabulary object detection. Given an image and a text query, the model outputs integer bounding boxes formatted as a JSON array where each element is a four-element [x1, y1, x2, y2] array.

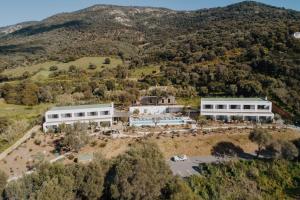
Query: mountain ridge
[[0, 21, 38, 35], [1, 1, 299, 31]]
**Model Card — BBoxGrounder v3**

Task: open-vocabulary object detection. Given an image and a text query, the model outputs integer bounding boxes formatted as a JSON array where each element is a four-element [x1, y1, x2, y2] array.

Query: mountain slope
[[0, 5, 187, 67], [0, 1, 299, 68]]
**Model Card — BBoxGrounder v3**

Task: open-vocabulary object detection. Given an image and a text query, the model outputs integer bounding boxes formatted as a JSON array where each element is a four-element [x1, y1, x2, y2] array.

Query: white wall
[[43, 103, 114, 132], [129, 105, 168, 115], [200, 100, 272, 113], [45, 105, 113, 123], [200, 99, 274, 121]]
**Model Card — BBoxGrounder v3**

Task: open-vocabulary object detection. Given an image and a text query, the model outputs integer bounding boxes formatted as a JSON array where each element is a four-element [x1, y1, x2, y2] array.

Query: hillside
[[0, 1, 297, 68], [0, 4, 186, 67], [0, 1, 300, 121]]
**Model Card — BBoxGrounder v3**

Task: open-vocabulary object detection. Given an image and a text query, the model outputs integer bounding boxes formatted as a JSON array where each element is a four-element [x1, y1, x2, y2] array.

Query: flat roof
[[201, 97, 269, 102], [140, 95, 174, 98], [50, 103, 112, 111]]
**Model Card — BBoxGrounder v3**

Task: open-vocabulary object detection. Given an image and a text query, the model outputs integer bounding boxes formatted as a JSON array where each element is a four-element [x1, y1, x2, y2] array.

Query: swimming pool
[[130, 117, 188, 127]]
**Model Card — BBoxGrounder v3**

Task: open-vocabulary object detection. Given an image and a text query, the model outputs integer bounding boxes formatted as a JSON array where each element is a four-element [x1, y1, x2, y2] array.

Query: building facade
[[200, 98, 274, 122], [129, 105, 185, 115], [133, 96, 176, 106], [43, 103, 114, 132]]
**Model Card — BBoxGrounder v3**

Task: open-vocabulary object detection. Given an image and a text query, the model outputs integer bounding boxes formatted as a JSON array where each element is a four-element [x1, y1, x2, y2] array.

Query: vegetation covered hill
[[0, 1, 299, 68], [0, 1, 300, 121], [0, 4, 186, 67]]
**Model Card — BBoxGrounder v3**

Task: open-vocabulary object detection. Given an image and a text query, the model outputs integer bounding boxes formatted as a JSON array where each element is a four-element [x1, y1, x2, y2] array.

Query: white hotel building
[[43, 103, 114, 132], [200, 98, 274, 122]]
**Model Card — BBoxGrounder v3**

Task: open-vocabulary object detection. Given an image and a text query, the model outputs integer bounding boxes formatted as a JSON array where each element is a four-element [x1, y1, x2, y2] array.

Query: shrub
[[99, 142, 106, 148], [34, 139, 42, 145], [249, 128, 272, 157], [267, 140, 299, 160], [49, 66, 58, 71], [88, 63, 97, 70], [31, 131, 37, 139], [90, 140, 98, 147], [0, 170, 8, 195], [133, 109, 140, 115], [103, 58, 111, 64], [67, 154, 75, 160]]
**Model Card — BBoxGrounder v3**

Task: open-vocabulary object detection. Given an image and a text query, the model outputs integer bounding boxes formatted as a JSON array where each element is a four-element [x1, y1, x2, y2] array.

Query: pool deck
[[129, 115, 194, 127]]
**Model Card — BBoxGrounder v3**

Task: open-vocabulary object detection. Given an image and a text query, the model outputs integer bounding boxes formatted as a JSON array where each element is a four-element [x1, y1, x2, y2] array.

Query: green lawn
[[130, 65, 160, 78], [0, 99, 53, 152], [3, 61, 57, 78], [0, 99, 52, 121], [177, 97, 201, 108], [3, 56, 123, 81]]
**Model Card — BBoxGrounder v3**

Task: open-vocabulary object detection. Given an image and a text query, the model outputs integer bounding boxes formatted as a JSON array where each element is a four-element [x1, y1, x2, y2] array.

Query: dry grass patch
[[151, 128, 300, 158], [79, 138, 132, 159], [1, 127, 298, 179], [0, 131, 56, 178]]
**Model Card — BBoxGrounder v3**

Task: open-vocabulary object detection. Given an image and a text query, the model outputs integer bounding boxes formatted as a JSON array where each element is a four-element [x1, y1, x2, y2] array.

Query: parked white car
[[172, 155, 188, 162]]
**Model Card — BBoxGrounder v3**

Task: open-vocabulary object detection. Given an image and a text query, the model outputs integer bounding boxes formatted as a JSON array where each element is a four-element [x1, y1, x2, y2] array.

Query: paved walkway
[[136, 124, 293, 135], [201, 124, 288, 131], [0, 125, 41, 161]]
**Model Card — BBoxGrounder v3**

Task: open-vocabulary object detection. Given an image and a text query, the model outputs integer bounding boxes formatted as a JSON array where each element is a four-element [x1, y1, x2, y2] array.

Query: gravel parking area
[[167, 156, 228, 177]]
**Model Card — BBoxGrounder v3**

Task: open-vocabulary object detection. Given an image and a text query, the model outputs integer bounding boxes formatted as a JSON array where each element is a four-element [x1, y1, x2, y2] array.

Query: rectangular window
[[231, 116, 243, 121], [162, 99, 165, 104], [74, 112, 85, 117], [48, 114, 59, 119], [230, 105, 241, 109], [257, 105, 270, 110], [243, 105, 255, 110], [61, 113, 72, 118], [244, 116, 257, 121], [168, 99, 171, 103], [259, 116, 272, 122], [204, 104, 213, 109], [100, 111, 110, 115], [216, 105, 227, 109], [87, 111, 98, 116], [216, 115, 228, 121]]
